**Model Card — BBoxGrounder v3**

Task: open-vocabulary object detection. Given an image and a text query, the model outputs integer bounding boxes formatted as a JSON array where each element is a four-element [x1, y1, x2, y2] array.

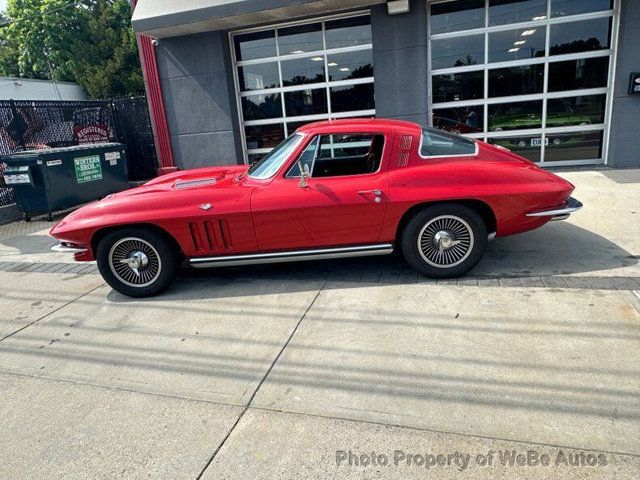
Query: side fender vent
[[189, 220, 228, 252], [189, 222, 205, 252]]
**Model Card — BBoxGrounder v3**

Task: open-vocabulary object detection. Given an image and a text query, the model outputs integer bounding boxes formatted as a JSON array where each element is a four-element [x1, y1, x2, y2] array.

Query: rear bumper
[[526, 197, 583, 221]]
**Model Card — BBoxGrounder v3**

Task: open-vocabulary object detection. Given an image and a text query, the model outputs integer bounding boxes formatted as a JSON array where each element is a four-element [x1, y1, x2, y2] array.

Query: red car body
[[50, 118, 576, 267]]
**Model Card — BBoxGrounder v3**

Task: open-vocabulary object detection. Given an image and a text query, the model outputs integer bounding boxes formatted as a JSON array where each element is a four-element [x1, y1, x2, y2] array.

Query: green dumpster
[[1, 143, 130, 221]]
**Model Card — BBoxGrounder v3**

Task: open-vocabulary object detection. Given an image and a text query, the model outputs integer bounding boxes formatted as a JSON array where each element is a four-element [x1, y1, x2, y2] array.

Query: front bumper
[[51, 243, 88, 253], [526, 197, 583, 221]]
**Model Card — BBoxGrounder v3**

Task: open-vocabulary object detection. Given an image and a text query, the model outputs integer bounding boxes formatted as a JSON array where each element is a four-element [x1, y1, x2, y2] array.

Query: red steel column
[[131, 0, 177, 175]]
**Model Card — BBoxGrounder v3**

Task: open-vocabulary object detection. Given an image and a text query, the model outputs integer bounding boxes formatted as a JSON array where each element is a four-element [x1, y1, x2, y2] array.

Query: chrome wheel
[[109, 237, 162, 287], [417, 215, 475, 268]]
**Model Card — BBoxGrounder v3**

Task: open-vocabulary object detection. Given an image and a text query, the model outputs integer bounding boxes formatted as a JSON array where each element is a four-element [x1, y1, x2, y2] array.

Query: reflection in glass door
[[428, 0, 618, 165], [231, 13, 375, 164]]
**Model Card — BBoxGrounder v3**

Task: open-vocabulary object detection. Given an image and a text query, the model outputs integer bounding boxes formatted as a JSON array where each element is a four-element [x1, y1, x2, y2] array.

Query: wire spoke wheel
[[108, 237, 162, 288], [417, 215, 475, 268]]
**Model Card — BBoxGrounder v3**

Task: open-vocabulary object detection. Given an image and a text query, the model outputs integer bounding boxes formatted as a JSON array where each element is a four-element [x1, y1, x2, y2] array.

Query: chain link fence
[[110, 97, 158, 182], [0, 97, 158, 207]]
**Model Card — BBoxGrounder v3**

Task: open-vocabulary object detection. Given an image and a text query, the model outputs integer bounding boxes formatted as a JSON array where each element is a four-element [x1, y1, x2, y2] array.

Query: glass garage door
[[428, 0, 618, 165], [231, 13, 375, 164]]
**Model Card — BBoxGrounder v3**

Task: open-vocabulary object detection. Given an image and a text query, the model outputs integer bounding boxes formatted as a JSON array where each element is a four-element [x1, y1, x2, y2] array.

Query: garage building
[[130, 0, 639, 171]]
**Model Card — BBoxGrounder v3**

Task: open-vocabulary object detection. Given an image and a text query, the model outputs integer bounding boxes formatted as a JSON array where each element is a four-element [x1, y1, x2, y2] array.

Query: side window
[[420, 128, 476, 157], [287, 133, 385, 178]]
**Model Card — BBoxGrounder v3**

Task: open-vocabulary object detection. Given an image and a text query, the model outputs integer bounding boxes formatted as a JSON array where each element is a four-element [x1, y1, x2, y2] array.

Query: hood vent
[[174, 178, 216, 190]]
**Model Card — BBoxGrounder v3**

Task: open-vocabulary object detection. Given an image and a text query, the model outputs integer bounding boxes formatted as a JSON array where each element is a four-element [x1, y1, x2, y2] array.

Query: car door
[[251, 132, 390, 251]]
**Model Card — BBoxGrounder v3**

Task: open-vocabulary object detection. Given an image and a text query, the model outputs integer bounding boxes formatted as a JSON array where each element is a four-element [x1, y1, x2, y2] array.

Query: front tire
[[400, 204, 487, 278], [96, 228, 179, 297]]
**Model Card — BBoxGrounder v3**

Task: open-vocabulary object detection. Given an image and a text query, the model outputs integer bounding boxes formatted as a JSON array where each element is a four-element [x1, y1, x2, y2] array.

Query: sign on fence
[[74, 125, 110, 144]]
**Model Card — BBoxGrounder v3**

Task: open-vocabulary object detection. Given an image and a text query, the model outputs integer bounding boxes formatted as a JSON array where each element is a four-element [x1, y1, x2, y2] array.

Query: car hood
[[118, 164, 249, 196], [50, 164, 250, 239]]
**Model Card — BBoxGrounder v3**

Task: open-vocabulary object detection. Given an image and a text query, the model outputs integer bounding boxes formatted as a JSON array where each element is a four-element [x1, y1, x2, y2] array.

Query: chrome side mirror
[[298, 162, 310, 188]]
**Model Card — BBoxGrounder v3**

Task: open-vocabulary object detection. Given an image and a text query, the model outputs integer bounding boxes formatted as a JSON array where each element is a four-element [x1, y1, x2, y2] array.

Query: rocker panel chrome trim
[[189, 244, 394, 268]]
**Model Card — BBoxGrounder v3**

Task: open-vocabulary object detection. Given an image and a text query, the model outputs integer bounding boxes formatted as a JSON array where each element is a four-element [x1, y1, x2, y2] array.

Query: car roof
[[296, 118, 421, 134]]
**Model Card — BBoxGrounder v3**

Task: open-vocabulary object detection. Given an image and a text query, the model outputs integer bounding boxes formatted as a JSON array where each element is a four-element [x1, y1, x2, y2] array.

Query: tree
[[2, 0, 84, 81], [68, 0, 143, 98], [0, 11, 22, 77], [0, 0, 144, 98]]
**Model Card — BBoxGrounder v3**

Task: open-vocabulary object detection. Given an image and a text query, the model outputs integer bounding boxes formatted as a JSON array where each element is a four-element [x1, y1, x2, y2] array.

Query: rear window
[[420, 128, 477, 157]]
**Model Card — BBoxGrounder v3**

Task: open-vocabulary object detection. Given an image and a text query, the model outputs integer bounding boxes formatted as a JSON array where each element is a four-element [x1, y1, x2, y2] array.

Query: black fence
[[0, 97, 158, 207], [110, 97, 158, 182]]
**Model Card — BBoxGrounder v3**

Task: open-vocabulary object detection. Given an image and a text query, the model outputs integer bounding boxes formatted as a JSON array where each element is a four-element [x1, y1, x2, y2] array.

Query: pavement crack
[[194, 281, 327, 480], [0, 283, 104, 343]]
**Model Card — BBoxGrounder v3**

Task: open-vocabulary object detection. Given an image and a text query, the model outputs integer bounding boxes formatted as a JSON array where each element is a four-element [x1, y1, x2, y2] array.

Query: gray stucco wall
[[155, 31, 244, 169], [607, 0, 640, 168], [370, 0, 429, 127]]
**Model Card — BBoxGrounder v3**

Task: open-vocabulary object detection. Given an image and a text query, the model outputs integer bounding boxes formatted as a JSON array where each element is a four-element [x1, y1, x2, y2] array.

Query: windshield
[[248, 134, 304, 180]]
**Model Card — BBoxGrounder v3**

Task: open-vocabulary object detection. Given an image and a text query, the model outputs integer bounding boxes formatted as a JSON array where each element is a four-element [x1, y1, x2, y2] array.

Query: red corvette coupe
[[50, 119, 582, 297]]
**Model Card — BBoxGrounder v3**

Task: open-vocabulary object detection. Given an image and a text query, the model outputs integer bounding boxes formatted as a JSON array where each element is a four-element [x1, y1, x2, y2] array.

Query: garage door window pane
[[430, 0, 485, 35], [548, 57, 609, 91], [489, 27, 546, 62], [278, 23, 323, 55], [330, 83, 375, 112], [431, 35, 484, 70], [551, 0, 613, 17], [238, 63, 280, 91], [550, 18, 612, 56], [242, 93, 283, 120], [432, 71, 484, 103], [488, 136, 541, 161], [488, 64, 544, 97], [433, 106, 484, 133], [488, 100, 543, 131], [327, 50, 373, 81], [244, 124, 286, 150], [325, 16, 372, 49], [281, 56, 326, 86], [489, 0, 547, 26], [547, 95, 606, 127], [284, 88, 328, 116], [544, 131, 604, 161], [234, 31, 277, 61]]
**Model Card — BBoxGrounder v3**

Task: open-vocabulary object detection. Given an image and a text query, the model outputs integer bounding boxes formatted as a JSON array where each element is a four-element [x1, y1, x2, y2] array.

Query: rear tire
[[400, 204, 487, 278], [96, 227, 179, 297]]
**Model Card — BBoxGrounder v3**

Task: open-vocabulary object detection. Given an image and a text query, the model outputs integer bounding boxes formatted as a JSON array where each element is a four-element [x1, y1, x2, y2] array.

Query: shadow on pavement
[[105, 221, 637, 303]]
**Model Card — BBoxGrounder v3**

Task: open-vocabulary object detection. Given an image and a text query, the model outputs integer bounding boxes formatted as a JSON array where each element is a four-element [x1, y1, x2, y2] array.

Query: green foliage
[[0, 0, 144, 98], [0, 11, 22, 77]]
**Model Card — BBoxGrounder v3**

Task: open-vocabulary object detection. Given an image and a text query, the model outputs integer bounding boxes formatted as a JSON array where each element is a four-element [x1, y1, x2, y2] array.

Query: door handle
[[357, 189, 383, 196], [357, 189, 383, 203]]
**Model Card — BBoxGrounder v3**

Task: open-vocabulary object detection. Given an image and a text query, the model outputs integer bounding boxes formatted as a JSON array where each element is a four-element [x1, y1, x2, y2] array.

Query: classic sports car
[[50, 119, 582, 297]]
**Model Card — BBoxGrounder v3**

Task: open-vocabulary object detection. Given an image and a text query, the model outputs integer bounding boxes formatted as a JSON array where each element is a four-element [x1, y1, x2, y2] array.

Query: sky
[[0, 0, 6, 13]]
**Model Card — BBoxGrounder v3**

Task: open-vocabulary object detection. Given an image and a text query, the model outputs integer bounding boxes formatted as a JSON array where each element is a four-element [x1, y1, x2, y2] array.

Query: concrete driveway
[[0, 169, 638, 479]]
